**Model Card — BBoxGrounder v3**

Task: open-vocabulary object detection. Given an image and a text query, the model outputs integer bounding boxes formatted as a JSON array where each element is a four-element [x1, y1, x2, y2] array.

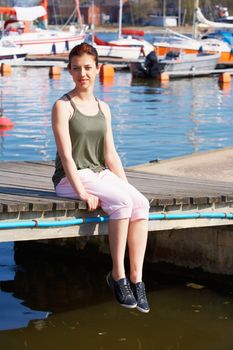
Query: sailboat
[[93, 0, 154, 59], [0, 39, 28, 63], [0, 0, 86, 56], [152, 0, 233, 64]]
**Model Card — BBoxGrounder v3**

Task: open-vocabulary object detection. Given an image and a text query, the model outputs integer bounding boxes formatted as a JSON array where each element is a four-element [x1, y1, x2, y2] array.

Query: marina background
[[0, 31, 233, 348]]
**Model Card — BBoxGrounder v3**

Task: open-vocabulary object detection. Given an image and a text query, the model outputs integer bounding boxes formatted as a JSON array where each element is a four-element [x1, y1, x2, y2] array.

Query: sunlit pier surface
[[0, 147, 232, 240], [1, 148, 233, 274]]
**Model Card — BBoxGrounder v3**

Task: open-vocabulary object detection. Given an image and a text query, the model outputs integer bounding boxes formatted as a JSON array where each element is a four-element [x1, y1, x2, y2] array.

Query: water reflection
[[0, 241, 233, 350]]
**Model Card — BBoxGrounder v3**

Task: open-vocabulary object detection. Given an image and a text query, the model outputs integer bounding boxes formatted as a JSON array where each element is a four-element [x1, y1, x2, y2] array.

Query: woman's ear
[[97, 64, 101, 74]]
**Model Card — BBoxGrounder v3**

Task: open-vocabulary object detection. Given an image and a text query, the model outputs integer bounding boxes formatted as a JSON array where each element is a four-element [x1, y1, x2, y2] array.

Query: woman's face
[[69, 53, 99, 90]]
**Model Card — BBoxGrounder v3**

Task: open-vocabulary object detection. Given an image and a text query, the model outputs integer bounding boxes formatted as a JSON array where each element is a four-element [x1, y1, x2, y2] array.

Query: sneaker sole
[[136, 305, 150, 313]]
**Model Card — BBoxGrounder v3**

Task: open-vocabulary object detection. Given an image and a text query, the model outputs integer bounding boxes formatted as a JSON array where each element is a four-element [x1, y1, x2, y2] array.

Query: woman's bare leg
[[127, 219, 148, 283], [108, 218, 129, 281]]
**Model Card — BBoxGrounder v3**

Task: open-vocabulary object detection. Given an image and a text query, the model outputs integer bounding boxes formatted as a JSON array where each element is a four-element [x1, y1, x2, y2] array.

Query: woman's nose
[[80, 67, 86, 76]]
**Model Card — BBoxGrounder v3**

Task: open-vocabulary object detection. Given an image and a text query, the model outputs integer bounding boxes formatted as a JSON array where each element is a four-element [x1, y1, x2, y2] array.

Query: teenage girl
[[52, 43, 150, 313]]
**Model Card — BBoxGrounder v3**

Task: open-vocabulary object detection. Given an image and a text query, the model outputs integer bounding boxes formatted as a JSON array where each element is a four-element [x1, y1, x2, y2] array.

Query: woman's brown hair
[[68, 42, 99, 68]]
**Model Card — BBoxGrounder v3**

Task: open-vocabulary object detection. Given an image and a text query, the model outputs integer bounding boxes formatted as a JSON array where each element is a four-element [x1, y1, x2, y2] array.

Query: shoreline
[[54, 23, 194, 35], [91, 25, 194, 34]]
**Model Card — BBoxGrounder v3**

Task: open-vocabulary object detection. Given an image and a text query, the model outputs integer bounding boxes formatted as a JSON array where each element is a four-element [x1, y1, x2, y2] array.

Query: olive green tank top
[[52, 94, 107, 188]]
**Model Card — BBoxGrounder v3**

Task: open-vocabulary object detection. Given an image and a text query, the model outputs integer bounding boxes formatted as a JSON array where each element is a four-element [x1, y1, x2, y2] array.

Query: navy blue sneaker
[[131, 281, 150, 313], [106, 272, 137, 309]]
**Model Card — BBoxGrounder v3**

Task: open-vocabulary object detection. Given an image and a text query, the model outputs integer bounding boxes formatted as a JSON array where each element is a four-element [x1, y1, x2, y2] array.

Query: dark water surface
[[0, 61, 233, 347], [0, 242, 233, 350]]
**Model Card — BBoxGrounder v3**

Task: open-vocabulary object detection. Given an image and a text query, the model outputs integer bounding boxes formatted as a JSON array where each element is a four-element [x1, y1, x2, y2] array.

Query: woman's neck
[[71, 89, 95, 103]]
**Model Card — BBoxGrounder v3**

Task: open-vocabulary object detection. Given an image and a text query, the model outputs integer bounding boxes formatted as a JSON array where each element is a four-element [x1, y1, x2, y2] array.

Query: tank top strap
[[65, 93, 77, 111], [95, 97, 105, 117]]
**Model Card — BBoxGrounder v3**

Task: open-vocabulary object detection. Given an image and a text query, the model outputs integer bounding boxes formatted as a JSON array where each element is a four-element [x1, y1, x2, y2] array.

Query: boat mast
[[193, 0, 199, 39], [163, 0, 166, 27], [74, 0, 83, 28], [40, 0, 48, 27], [118, 0, 123, 39], [178, 0, 181, 27], [91, 0, 94, 44]]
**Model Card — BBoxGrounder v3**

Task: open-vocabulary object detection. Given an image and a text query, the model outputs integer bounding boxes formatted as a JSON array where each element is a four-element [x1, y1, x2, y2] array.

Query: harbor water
[[0, 59, 233, 348]]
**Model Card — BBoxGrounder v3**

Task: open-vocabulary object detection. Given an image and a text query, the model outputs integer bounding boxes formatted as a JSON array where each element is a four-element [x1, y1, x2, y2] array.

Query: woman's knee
[[135, 193, 150, 211], [102, 193, 133, 220], [131, 195, 150, 221]]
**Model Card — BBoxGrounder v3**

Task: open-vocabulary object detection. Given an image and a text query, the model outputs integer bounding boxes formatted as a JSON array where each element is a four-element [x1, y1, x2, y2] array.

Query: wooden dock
[[0, 155, 233, 243], [10, 54, 132, 70]]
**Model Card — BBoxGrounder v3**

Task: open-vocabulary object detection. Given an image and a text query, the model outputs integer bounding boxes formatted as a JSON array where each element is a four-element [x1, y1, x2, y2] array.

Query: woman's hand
[[79, 191, 99, 211]]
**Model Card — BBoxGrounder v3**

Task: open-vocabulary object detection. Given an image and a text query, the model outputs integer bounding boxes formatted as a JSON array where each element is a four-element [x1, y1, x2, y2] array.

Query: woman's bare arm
[[52, 99, 99, 210]]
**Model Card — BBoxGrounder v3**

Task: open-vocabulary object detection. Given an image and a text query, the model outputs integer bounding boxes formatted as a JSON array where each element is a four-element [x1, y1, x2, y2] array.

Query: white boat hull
[[109, 37, 154, 56], [94, 44, 142, 59], [160, 53, 220, 72], [3, 30, 86, 55], [130, 52, 220, 78], [0, 43, 28, 63]]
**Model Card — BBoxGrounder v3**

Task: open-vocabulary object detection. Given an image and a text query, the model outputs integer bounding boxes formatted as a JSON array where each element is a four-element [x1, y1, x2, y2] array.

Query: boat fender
[[65, 40, 69, 51], [218, 72, 231, 83], [198, 46, 203, 53], [51, 43, 56, 55], [158, 72, 170, 82], [1, 63, 11, 76], [99, 64, 114, 79], [49, 66, 61, 79]]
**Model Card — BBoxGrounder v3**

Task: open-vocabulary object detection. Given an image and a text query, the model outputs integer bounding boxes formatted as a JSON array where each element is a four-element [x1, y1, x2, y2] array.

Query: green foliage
[[128, 0, 156, 24]]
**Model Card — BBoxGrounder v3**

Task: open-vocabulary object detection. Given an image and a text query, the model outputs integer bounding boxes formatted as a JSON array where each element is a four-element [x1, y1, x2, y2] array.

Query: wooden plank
[[0, 161, 232, 216], [0, 192, 79, 212]]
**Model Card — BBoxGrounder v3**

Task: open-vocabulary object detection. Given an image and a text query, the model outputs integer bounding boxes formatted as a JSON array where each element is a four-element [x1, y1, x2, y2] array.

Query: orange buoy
[[158, 72, 170, 82], [0, 125, 14, 133], [99, 64, 114, 79], [218, 72, 231, 84], [218, 82, 231, 94], [99, 76, 114, 87], [49, 66, 61, 78], [1, 63, 12, 76], [0, 115, 14, 129], [0, 91, 14, 131]]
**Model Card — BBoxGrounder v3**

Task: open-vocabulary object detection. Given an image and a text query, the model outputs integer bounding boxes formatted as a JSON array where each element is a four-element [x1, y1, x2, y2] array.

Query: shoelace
[[136, 283, 147, 300], [119, 280, 132, 296]]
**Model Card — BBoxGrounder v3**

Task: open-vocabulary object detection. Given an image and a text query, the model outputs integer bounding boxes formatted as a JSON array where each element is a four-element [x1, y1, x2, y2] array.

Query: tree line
[[128, 0, 233, 25], [80, 1, 233, 25]]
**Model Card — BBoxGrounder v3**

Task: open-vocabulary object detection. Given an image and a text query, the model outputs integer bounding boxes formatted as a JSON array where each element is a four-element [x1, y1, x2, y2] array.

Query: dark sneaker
[[106, 272, 137, 309], [131, 281, 150, 313]]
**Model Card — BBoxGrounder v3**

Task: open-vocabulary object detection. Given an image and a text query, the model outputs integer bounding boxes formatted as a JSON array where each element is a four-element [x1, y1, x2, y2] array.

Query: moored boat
[[130, 50, 220, 78], [153, 0, 233, 65], [92, 0, 154, 60], [93, 34, 143, 60], [0, 39, 28, 63], [0, 1, 86, 56], [153, 29, 232, 65]]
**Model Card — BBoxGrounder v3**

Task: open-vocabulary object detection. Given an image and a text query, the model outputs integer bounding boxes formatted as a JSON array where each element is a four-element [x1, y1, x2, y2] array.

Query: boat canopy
[[196, 7, 233, 29], [0, 5, 46, 21]]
